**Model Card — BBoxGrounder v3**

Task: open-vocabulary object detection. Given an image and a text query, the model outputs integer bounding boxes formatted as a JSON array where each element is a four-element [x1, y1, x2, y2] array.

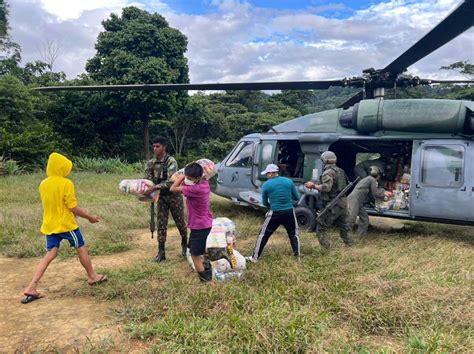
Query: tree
[[86, 7, 189, 159], [439, 61, 474, 100], [38, 39, 60, 72], [441, 61, 474, 80], [0, 75, 64, 167], [0, 0, 9, 46]]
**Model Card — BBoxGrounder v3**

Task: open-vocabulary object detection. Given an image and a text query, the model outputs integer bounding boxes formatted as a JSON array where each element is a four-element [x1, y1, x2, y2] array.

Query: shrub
[[0, 155, 24, 176], [73, 156, 144, 174]]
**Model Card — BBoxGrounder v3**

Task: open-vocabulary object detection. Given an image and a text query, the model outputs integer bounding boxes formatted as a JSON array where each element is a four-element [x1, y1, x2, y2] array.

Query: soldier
[[305, 151, 353, 249], [144, 136, 187, 262], [354, 157, 387, 180], [347, 166, 391, 236]]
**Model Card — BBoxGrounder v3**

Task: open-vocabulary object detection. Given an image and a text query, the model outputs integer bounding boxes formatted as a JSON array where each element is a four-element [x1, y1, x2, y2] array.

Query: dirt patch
[[0, 229, 181, 352], [0, 218, 407, 351]]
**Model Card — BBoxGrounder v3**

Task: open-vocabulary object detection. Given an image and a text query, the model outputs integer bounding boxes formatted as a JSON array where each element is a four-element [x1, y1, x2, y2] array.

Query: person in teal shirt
[[246, 164, 300, 262]]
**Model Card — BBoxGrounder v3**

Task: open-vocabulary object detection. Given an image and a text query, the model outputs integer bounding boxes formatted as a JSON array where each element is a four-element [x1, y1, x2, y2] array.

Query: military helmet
[[321, 151, 337, 164], [368, 165, 381, 177]]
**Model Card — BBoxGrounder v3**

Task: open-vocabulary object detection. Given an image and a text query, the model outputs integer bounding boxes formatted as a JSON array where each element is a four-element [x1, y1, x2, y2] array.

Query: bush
[[73, 156, 144, 174], [0, 155, 24, 176]]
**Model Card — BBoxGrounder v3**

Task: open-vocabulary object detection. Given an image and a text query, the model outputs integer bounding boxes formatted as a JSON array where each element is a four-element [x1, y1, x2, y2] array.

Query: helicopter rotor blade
[[338, 90, 365, 109], [424, 79, 473, 84], [382, 0, 474, 76], [35, 80, 345, 92]]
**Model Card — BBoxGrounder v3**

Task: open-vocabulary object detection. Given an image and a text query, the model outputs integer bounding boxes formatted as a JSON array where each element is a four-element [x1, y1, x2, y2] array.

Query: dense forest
[[1, 2, 473, 171]]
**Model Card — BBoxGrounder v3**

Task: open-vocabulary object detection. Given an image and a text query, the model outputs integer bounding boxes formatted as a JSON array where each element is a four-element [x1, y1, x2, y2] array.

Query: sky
[[7, 0, 474, 84]]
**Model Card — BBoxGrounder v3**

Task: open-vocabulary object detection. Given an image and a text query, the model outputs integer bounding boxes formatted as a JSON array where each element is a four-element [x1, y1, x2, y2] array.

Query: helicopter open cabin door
[[410, 140, 474, 223], [257, 139, 305, 180]]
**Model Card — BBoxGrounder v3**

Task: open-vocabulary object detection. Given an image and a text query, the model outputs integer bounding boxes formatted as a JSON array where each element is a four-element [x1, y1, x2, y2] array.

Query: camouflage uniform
[[347, 175, 386, 236], [316, 164, 353, 249], [354, 157, 397, 181], [145, 155, 187, 246], [354, 158, 387, 180]]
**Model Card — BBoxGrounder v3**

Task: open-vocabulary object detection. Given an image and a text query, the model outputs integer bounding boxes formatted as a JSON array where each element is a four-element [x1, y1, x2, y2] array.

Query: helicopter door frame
[[257, 138, 307, 182], [257, 139, 278, 181], [410, 139, 474, 223], [216, 139, 258, 199]]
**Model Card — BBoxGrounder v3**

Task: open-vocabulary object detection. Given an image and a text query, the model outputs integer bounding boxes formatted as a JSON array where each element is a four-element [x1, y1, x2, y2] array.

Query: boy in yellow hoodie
[[22, 152, 107, 304]]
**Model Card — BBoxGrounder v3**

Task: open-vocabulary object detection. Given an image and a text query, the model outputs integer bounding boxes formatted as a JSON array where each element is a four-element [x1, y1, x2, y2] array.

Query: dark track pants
[[252, 208, 300, 259]]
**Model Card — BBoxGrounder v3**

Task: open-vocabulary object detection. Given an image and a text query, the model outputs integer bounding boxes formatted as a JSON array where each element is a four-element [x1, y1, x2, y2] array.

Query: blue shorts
[[46, 228, 85, 251]]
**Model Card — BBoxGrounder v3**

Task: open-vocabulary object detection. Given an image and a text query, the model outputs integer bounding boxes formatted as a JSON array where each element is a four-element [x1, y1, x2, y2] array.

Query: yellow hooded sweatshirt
[[39, 152, 78, 235]]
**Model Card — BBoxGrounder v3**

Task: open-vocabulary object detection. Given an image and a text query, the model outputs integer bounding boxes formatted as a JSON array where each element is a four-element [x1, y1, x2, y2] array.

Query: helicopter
[[37, 0, 474, 229]]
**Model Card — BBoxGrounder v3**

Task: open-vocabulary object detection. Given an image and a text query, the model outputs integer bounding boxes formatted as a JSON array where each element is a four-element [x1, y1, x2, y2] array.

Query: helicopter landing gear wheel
[[294, 207, 316, 231]]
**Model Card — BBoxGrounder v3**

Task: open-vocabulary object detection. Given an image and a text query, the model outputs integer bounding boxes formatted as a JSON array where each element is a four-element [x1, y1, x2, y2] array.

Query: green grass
[[76, 194, 472, 352], [0, 171, 147, 257], [2, 172, 473, 351]]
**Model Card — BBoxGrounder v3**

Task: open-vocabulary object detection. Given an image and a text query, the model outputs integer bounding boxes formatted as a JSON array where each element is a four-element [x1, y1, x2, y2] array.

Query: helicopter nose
[[209, 174, 218, 192]]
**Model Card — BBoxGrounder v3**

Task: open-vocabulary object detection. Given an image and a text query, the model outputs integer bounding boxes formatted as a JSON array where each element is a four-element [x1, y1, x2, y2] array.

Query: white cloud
[[39, 0, 129, 21], [8, 0, 474, 82]]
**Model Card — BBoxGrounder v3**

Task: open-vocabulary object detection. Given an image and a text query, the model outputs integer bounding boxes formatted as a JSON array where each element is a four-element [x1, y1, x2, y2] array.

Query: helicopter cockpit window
[[226, 141, 254, 167], [421, 145, 464, 187]]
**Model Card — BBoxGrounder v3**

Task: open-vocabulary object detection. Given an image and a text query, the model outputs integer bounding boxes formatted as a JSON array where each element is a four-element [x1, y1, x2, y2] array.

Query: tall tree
[[86, 7, 189, 159], [0, 0, 9, 45], [0, 75, 63, 166], [441, 61, 474, 80], [39, 39, 60, 72]]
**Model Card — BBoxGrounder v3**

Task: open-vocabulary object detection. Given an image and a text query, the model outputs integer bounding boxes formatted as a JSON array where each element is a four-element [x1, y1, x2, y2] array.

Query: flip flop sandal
[[21, 294, 42, 304], [88, 275, 108, 286]]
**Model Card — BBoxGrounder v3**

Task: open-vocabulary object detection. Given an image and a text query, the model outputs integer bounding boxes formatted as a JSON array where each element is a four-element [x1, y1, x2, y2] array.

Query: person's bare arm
[[304, 181, 322, 191], [69, 206, 100, 223], [170, 174, 186, 193]]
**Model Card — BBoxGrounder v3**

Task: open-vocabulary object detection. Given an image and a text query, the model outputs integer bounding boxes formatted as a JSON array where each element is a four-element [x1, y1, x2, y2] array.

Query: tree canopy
[[86, 6, 190, 159], [0, 5, 472, 170]]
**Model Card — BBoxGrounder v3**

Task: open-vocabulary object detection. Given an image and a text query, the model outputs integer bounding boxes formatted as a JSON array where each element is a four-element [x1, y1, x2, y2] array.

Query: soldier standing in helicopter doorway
[[305, 151, 353, 249], [144, 136, 187, 262], [347, 166, 391, 237]]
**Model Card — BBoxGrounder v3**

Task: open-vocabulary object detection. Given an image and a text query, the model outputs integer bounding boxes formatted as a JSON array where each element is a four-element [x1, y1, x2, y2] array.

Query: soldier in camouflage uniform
[[347, 166, 390, 236], [305, 151, 353, 249], [144, 136, 187, 262]]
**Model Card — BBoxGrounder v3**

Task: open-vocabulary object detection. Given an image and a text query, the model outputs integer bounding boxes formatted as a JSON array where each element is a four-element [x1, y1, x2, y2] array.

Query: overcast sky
[[7, 0, 474, 83]]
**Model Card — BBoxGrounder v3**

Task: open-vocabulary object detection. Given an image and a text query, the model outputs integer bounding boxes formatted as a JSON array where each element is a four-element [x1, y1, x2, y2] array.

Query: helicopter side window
[[421, 145, 464, 187], [226, 141, 254, 167]]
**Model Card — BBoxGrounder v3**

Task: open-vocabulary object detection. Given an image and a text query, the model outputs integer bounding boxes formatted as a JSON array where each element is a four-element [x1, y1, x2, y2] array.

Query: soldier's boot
[[181, 237, 187, 257], [154, 241, 166, 262], [317, 233, 331, 250], [340, 232, 353, 247]]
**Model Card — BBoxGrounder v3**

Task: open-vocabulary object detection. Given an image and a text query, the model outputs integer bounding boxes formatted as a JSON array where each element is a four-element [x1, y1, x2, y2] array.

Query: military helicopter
[[38, 0, 474, 229]]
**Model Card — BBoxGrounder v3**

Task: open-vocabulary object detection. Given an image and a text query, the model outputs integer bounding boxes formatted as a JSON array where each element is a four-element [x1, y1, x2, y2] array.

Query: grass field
[[1, 172, 473, 351], [0, 172, 150, 258]]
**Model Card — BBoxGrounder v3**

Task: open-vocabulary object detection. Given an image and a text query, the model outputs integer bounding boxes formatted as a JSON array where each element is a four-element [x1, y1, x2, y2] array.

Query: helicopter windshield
[[226, 141, 253, 168]]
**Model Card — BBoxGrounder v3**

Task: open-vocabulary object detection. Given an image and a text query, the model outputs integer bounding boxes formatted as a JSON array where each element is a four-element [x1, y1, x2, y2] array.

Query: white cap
[[261, 163, 279, 175]]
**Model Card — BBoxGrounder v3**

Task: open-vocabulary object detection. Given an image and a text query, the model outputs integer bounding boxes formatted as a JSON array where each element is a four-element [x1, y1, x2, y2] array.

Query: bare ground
[[0, 229, 172, 352], [0, 218, 406, 352]]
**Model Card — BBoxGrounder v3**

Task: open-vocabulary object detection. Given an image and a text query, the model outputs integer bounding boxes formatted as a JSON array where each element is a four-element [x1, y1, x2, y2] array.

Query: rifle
[[316, 176, 360, 222], [150, 202, 155, 239]]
